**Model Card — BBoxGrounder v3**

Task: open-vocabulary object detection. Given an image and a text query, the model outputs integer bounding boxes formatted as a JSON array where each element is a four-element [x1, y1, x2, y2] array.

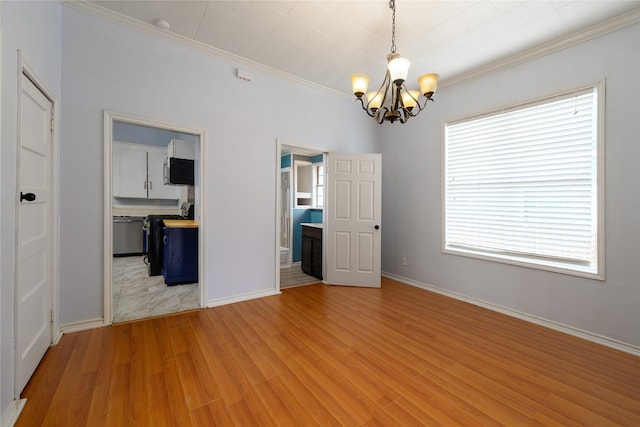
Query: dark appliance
[[163, 157, 194, 186], [144, 214, 183, 276]]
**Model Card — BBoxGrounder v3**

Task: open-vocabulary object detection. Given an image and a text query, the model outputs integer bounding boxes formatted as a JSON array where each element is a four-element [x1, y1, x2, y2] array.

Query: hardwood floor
[[17, 278, 640, 426]]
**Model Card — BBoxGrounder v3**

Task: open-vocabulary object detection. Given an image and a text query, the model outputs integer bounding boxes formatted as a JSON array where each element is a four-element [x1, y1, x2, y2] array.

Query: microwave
[[163, 157, 194, 185]]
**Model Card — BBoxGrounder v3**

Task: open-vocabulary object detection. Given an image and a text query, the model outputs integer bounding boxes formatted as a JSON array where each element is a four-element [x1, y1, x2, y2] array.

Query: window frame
[[441, 81, 605, 280], [314, 163, 324, 208]]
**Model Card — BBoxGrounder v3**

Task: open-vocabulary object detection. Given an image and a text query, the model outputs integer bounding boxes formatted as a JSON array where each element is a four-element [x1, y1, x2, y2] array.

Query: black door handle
[[20, 192, 36, 202], [374, 225, 380, 230]]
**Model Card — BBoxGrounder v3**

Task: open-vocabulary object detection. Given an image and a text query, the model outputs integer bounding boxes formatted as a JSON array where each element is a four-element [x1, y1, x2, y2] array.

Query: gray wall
[[59, 6, 379, 324], [113, 121, 199, 147], [380, 23, 640, 347], [0, 0, 62, 419]]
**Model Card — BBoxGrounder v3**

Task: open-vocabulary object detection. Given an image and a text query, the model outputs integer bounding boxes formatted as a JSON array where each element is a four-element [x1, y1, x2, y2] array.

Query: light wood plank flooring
[[17, 278, 640, 426]]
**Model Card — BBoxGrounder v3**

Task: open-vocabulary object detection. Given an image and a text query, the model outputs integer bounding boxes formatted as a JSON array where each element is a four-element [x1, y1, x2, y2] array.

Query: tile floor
[[280, 263, 321, 288], [113, 258, 318, 322], [112, 255, 200, 323]]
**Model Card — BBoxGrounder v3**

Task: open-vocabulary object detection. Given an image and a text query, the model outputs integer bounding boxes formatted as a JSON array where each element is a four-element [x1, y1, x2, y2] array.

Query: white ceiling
[[86, 1, 640, 96]]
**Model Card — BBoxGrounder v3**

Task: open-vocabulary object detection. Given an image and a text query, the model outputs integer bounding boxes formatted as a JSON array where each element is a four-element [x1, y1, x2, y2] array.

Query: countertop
[[300, 223, 323, 229], [163, 219, 199, 228]]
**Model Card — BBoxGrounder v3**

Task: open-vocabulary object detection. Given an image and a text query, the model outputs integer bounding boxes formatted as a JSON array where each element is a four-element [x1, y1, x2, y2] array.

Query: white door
[[16, 73, 53, 393], [325, 153, 382, 287]]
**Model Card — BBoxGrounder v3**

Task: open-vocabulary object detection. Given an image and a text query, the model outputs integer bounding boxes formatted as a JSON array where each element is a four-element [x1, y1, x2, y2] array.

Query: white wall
[[59, 7, 379, 324], [381, 23, 640, 348], [0, 0, 61, 421]]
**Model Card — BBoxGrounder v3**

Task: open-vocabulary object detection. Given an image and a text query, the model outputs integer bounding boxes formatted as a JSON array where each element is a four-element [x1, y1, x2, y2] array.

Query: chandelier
[[351, 0, 439, 124]]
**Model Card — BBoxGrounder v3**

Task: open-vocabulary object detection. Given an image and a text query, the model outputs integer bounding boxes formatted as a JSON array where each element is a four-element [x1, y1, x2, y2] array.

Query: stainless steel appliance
[[113, 216, 144, 256]]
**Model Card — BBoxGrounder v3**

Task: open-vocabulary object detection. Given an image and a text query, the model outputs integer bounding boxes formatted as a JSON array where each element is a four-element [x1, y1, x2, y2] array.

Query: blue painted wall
[[309, 209, 323, 223], [281, 153, 291, 168]]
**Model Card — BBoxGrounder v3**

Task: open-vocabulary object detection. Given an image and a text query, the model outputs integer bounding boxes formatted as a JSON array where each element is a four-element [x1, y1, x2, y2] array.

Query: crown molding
[[61, 0, 351, 100], [440, 7, 640, 89], [62, 1, 639, 97]]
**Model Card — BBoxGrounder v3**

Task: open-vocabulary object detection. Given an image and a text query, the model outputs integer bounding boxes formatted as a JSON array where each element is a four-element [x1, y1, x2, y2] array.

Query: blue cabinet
[[162, 225, 198, 285]]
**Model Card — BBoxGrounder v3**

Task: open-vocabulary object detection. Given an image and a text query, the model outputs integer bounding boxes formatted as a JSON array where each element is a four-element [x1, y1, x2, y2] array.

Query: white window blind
[[444, 87, 601, 277]]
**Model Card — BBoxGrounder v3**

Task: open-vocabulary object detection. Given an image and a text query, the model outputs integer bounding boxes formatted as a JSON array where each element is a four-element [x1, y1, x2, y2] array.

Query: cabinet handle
[[149, 181, 153, 190], [374, 225, 380, 230]]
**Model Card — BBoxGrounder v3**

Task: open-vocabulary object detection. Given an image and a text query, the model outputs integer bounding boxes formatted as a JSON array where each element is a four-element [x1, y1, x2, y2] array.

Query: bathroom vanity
[[301, 223, 323, 280]]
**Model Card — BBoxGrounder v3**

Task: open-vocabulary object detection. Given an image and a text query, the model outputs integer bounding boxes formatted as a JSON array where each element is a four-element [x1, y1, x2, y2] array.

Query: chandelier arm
[[399, 110, 409, 124], [393, 84, 402, 111], [356, 97, 377, 118], [374, 107, 387, 124], [406, 97, 435, 117], [403, 83, 420, 105], [377, 72, 392, 109]]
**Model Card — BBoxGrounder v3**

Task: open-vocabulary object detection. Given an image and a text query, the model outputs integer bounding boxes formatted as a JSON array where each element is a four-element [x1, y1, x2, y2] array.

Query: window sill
[[442, 246, 604, 281]]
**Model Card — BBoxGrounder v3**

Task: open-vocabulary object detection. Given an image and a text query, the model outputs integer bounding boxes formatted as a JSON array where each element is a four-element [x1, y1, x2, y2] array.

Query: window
[[443, 84, 603, 279], [314, 164, 324, 208]]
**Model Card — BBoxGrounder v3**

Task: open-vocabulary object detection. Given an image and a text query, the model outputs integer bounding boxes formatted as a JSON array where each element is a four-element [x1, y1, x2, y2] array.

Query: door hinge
[[50, 113, 54, 132], [50, 310, 54, 324]]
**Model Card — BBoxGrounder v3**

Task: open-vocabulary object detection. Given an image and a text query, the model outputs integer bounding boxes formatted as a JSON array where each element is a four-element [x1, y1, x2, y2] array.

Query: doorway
[[104, 112, 204, 323], [276, 141, 383, 290], [277, 141, 326, 289]]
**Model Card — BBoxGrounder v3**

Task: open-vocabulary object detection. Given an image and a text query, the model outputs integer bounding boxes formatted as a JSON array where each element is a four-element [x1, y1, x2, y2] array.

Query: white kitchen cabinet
[[147, 148, 177, 199], [113, 142, 179, 200]]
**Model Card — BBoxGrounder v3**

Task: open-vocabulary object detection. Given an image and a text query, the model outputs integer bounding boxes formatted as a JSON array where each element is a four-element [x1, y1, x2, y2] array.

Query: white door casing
[[104, 111, 206, 324], [325, 153, 382, 288], [16, 72, 54, 393]]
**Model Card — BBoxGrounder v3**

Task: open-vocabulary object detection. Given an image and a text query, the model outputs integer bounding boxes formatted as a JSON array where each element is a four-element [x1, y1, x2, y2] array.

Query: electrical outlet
[[402, 257, 408, 266]]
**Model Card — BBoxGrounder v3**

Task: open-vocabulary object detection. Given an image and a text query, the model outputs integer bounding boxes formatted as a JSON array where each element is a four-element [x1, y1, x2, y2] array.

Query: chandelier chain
[[390, 0, 396, 53]]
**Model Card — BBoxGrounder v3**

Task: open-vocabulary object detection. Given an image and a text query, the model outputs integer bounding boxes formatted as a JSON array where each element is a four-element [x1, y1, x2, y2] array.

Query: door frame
[[14, 52, 59, 396], [280, 167, 292, 268], [103, 111, 206, 323], [275, 139, 328, 290]]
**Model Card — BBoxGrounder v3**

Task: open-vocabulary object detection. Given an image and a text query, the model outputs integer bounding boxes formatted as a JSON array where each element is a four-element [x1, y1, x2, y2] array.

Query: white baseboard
[[59, 318, 108, 334], [52, 328, 63, 346], [383, 272, 640, 357], [1, 399, 26, 427], [207, 288, 281, 308]]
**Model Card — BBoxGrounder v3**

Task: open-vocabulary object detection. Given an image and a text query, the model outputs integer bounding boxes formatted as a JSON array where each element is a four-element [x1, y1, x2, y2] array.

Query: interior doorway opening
[[104, 112, 204, 323], [277, 141, 326, 289]]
